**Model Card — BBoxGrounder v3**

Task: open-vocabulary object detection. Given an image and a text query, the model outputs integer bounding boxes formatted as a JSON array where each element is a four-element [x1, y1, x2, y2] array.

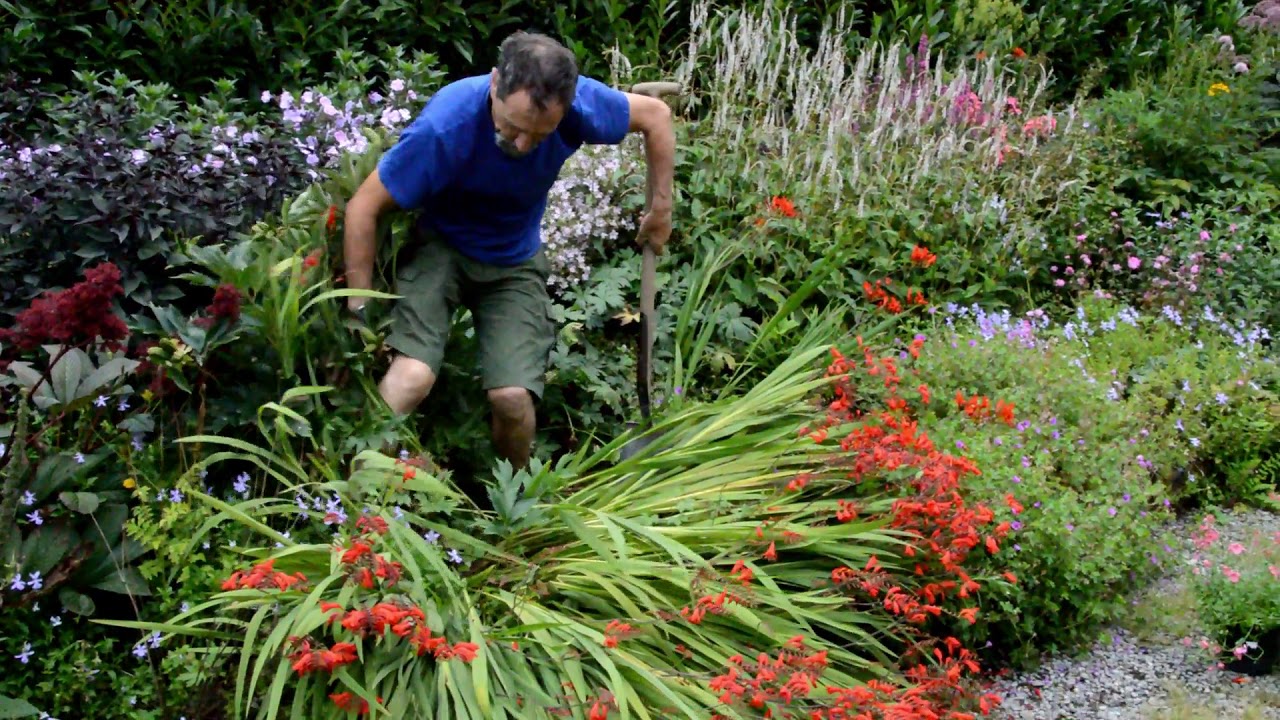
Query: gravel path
[[988, 507, 1280, 720]]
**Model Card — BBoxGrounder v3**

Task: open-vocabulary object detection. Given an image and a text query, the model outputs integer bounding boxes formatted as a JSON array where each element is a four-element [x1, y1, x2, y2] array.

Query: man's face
[[490, 70, 565, 158]]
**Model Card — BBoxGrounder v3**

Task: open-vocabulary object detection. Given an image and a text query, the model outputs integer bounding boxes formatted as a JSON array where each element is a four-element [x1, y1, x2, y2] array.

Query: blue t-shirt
[[376, 74, 632, 266]]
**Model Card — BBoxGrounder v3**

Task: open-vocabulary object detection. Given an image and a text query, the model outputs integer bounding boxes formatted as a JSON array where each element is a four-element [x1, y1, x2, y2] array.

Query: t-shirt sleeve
[[566, 77, 632, 146], [376, 111, 458, 210]]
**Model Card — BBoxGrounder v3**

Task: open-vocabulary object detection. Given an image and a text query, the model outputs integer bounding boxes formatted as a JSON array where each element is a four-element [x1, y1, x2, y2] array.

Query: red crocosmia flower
[[409, 626, 447, 656], [329, 692, 379, 714], [602, 620, 637, 648], [769, 195, 797, 217], [355, 515, 389, 536], [451, 641, 480, 662], [340, 540, 372, 565], [220, 558, 307, 592], [288, 639, 358, 675], [326, 204, 338, 231], [910, 245, 937, 267]]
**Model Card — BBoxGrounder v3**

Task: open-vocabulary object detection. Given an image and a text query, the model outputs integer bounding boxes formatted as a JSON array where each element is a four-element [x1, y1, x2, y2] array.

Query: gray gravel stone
[[987, 507, 1280, 720]]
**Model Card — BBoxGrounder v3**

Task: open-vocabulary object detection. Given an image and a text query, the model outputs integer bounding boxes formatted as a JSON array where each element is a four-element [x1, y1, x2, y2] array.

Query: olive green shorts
[[385, 228, 556, 400]]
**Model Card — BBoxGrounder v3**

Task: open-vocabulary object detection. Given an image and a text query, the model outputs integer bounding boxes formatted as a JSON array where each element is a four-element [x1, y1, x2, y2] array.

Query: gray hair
[[494, 31, 579, 111]]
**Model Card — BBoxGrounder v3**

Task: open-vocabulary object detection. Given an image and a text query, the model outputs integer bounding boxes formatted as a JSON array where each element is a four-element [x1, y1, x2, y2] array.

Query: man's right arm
[[343, 169, 400, 313]]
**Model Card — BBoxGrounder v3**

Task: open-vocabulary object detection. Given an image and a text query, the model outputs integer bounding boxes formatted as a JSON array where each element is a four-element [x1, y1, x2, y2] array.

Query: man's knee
[[487, 386, 532, 423], [380, 355, 437, 414]]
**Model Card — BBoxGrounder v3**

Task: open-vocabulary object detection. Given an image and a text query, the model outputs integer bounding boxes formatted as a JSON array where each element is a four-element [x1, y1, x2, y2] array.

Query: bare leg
[[379, 355, 437, 415], [487, 386, 535, 469]]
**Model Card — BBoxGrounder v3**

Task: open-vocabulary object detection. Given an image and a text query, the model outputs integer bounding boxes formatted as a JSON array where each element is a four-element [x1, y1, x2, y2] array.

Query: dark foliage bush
[[0, 72, 302, 319]]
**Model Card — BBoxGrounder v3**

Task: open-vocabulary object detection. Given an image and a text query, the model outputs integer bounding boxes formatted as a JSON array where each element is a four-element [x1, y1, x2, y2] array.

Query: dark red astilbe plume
[[194, 283, 243, 329], [0, 262, 129, 352], [207, 283, 242, 323]]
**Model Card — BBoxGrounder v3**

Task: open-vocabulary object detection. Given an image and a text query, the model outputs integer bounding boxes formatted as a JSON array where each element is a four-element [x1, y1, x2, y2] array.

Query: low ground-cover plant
[[837, 295, 1280, 668], [1186, 511, 1280, 675], [1044, 195, 1280, 331]]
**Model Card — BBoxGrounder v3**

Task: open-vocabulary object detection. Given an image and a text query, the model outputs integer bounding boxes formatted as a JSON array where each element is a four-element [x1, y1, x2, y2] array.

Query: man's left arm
[[625, 93, 675, 254]]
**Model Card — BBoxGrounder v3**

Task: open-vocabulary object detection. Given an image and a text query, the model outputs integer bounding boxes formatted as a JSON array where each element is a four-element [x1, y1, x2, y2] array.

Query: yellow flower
[[1208, 82, 1230, 96], [123, 478, 137, 489], [141, 389, 154, 402]]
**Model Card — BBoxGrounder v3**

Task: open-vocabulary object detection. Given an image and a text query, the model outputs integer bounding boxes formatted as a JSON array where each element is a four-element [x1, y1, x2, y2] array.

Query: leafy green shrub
[[1064, 298, 1280, 509], [0, 606, 171, 720], [1021, 0, 1244, 97], [1079, 34, 1280, 211], [0, 73, 293, 318], [859, 308, 1178, 667]]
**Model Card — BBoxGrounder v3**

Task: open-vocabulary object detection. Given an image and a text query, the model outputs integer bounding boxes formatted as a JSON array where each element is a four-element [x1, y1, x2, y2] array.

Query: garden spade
[[619, 243, 661, 461]]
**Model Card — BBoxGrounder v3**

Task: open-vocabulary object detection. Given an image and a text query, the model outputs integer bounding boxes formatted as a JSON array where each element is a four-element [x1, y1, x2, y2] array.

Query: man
[[342, 31, 675, 470]]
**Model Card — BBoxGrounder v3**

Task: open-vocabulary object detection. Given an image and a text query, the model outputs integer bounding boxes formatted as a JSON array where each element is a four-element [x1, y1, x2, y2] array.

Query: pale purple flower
[[15, 643, 32, 664], [233, 472, 250, 498], [20, 491, 35, 506]]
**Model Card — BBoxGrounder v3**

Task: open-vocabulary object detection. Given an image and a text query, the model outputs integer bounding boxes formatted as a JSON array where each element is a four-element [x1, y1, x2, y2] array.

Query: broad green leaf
[[59, 491, 100, 514], [0, 695, 40, 718]]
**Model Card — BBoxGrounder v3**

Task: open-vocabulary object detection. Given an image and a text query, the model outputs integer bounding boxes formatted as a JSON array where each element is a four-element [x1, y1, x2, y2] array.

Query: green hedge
[[0, 0, 680, 101], [0, 0, 1251, 107]]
